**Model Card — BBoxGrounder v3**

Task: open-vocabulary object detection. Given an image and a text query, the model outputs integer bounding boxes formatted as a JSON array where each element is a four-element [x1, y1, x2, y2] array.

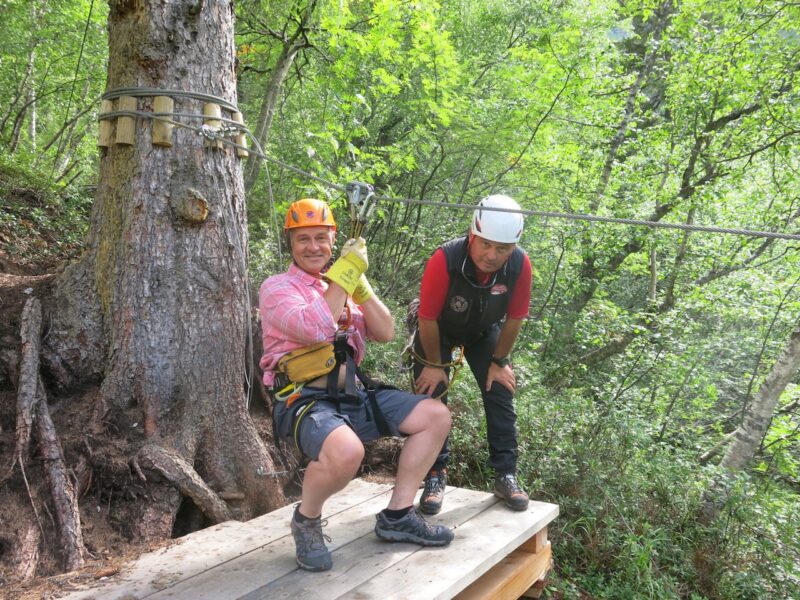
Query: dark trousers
[[413, 323, 518, 475]]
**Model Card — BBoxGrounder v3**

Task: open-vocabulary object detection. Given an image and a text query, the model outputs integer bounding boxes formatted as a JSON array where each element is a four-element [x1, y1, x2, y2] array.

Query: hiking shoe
[[291, 507, 332, 572], [419, 467, 447, 515], [374, 509, 454, 546], [494, 473, 529, 511]]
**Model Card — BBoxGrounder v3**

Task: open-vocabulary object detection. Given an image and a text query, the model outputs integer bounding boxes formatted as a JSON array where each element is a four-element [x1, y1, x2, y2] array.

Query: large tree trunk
[[42, 0, 284, 541]]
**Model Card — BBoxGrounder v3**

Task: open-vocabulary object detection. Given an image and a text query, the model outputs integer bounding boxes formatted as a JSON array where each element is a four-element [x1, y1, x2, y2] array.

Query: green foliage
[[444, 368, 800, 598], [237, 2, 800, 595], [0, 0, 108, 188]]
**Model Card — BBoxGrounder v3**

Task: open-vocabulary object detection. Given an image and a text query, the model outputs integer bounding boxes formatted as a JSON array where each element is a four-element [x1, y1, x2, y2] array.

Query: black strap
[[327, 332, 350, 400], [349, 355, 391, 436], [327, 332, 391, 436]]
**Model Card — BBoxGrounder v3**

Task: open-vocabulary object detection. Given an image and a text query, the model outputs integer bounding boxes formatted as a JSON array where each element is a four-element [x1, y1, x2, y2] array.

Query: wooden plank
[[60, 479, 392, 600], [231, 111, 248, 157], [454, 542, 552, 600], [238, 487, 495, 600], [529, 527, 548, 554], [98, 99, 114, 147], [115, 96, 137, 145], [146, 482, 409, 600], [345, 499, 559, 600], [59, 480, 558, 600], [152, 96, 174, 147]]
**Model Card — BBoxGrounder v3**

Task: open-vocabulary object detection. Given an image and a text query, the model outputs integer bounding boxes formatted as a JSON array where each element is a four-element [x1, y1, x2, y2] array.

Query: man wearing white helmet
[[410, 194, 532, 514]]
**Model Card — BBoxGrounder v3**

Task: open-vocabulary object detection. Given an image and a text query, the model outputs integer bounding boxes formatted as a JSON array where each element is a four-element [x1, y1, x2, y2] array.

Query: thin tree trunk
[[243, 2, 317, 193], [700, 322, 800, 523], [8, 51, 36, 153], [719, 323, 800, 471], [568, 1, 675, 320]]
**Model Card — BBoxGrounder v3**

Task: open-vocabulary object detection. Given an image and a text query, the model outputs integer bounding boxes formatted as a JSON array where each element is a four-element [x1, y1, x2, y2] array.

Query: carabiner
[[346, 181, 377, 226]]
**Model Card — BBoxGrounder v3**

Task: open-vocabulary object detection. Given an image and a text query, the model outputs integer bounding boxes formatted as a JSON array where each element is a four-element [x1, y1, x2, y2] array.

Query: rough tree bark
[[40, 0, 284, 541]]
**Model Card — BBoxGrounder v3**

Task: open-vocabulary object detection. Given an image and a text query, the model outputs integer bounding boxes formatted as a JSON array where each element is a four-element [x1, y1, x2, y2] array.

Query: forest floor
[[0, 206, 403, 599]]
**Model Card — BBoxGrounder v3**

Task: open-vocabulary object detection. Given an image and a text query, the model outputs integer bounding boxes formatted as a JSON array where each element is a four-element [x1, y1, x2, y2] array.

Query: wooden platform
[[60, 479, 558, 600]]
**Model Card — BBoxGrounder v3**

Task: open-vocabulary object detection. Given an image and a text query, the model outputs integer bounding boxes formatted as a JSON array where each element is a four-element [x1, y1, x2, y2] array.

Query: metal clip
[[346, 181, 377, 234], [274, 381, 304, 407]]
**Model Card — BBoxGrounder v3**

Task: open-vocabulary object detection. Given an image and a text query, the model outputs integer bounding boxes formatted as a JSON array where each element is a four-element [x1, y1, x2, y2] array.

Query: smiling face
[[468, 233, 515, 273], [289, 225, 335, 274]]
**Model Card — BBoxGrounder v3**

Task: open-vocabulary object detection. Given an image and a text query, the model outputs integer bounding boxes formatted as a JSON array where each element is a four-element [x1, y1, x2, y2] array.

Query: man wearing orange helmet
[[412, 194, 532, 515], [259, 198, 453, 572]]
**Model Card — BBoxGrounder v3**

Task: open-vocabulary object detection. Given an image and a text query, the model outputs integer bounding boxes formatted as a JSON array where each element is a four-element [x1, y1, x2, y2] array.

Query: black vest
[[436, 236, 524, 344]]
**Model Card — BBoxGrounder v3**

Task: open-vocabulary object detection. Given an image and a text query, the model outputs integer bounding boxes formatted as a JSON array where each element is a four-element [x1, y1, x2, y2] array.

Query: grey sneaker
[[291, 506, 332, 571], [419, 467, 447, 515], [494, 473, 529, 511], [375, 509, 454, 546]]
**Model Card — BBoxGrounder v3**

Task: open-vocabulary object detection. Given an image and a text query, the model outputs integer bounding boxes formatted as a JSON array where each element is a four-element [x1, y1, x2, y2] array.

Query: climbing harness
[[326, 305, 391, 437], [272, 305, 391, 458], [401, 343, 465, 401]]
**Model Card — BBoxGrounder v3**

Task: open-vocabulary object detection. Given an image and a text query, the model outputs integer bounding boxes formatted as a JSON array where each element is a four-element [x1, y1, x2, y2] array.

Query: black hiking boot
[[374, 508, 454, 546], [419, 467, 447, 515], [290, 505, 332, 572], [494, 473, 530, 511]]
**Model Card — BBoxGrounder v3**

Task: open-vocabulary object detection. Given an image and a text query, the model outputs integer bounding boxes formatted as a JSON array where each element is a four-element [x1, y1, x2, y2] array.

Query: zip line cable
[[97, 90, 800, 242], [94, 88, 799, 409]]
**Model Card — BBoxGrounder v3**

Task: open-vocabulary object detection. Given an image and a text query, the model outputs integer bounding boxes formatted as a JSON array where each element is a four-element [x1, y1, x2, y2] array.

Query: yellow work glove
[[352, 274, 374, 304], [340, 237, 369, 269], [325, 238, 368, 295]]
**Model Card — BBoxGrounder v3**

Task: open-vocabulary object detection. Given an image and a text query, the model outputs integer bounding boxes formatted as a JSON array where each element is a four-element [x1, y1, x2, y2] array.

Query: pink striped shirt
[[258, 263, 367, 387]]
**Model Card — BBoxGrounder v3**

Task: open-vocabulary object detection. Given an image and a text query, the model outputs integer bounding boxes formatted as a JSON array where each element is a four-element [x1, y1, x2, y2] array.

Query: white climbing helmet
[[470, 194, 524, 244]]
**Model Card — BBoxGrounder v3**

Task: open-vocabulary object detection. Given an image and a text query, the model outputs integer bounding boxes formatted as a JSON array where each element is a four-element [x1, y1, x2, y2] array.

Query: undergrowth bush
[[0, 156, 91, 269], [445, 372, 800, 599]]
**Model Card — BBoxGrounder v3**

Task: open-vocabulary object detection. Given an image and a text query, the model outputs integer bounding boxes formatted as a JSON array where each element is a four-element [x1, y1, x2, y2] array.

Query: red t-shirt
[[418, 248, 532, 320]]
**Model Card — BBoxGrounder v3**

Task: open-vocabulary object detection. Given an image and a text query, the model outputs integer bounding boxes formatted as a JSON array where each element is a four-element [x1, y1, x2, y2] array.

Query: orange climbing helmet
[[284, 198, 336, 231]]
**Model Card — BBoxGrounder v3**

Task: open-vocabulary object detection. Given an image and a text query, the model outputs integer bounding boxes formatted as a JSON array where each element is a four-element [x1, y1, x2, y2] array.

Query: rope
[[102, 87, 239, 113], [401, 344, 465, 401], [375, 196, 800, 241], [97, 90, 800, 241]]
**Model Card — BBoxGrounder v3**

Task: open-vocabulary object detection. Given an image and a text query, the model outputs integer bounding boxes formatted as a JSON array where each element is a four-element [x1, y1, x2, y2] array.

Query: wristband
[[491, 356, 511, 368]]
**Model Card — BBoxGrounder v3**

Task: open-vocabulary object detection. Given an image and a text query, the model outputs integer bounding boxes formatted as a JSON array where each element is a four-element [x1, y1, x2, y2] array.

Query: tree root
[[9, 296, 86, 571], [11, 521, 41, 582], [137, 444, 233, 524], [36, 386, 86, 570], [4, 296, 42, 481]]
